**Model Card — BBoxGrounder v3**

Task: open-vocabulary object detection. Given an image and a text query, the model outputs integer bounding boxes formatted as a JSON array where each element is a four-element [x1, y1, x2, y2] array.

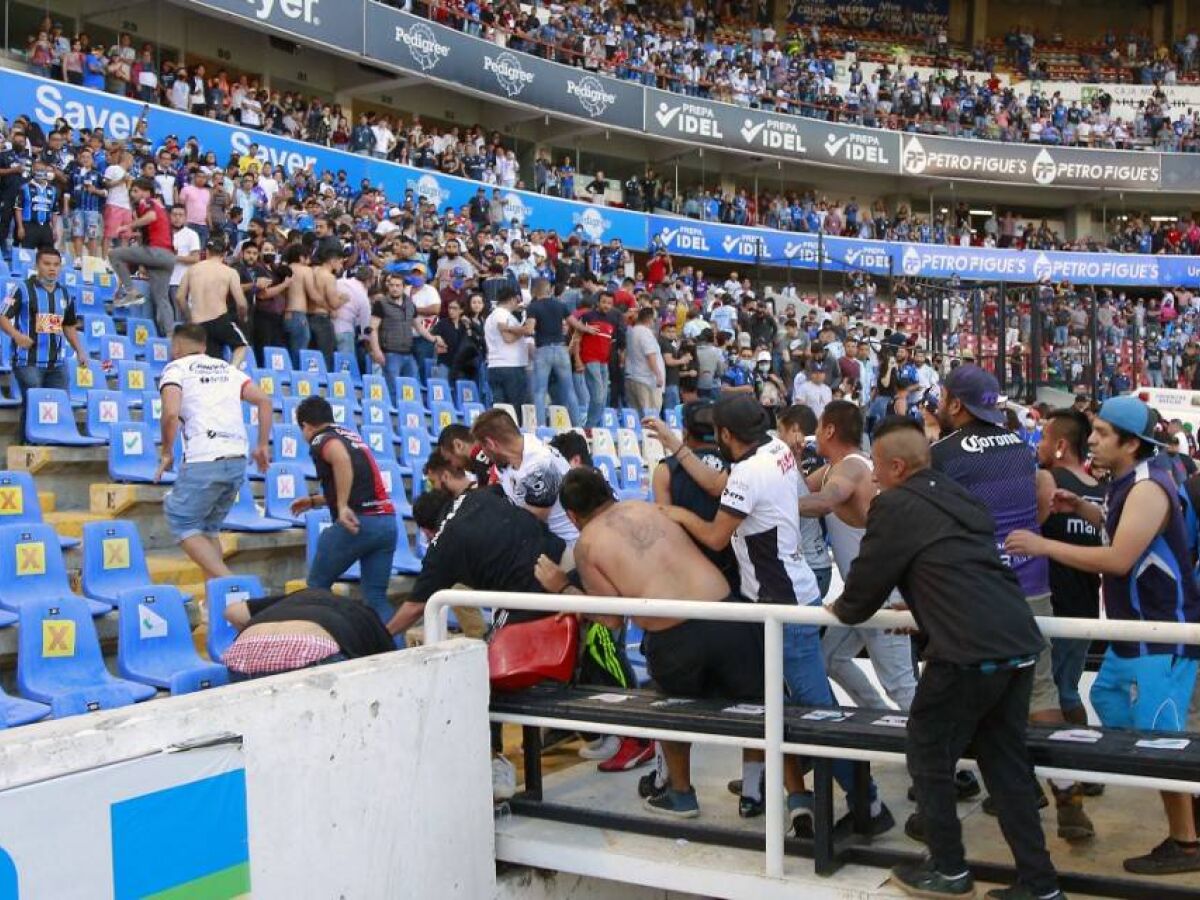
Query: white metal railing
[[425, 591, 1200, 880]]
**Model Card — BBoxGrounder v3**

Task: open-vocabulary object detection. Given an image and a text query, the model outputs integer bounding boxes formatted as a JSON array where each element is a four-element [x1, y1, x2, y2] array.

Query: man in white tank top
[[797, 401, 918, 711]]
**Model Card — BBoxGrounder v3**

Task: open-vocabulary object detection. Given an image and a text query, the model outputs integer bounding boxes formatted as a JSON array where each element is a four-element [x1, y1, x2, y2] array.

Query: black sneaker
[[985, 887, 1066, 900], [1079, 782, 1105, 797], [890, 859, 975, 898], [739, 794, 764, 818], [1123, 837, 1200, 875], [793, 802, 896, 841], [727, 778, 742, 796], [982, 790, 1048, 816], [907, 772, 983, 803], [637, 771, 666, 799], [643, 786, 700, 819], [905, 812, 928, 844]]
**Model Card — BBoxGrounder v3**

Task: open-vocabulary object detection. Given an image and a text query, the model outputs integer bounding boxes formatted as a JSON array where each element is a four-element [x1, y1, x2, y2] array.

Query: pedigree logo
[[394, 23, 450, 72], [567, 76, 616, 118], [484, 52, 534, 98]]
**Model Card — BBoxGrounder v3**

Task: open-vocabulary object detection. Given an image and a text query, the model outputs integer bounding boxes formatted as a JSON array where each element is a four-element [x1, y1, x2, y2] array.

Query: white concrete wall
[[0, 640, 495, 899]]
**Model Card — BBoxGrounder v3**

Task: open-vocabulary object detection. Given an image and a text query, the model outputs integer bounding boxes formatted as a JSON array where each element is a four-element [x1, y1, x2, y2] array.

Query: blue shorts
[[163, 458, 246, 542], [69, 209, 102, 240], [1090, 648, 1199, 732]]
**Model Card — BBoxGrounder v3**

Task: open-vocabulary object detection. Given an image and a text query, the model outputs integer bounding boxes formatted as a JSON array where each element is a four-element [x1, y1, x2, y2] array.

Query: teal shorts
[[1090, 648, 1199, 732]]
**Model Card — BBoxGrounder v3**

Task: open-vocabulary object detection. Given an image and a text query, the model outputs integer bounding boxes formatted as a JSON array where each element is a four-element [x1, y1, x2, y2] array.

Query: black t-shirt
[[310, 425, 396, 518], [658, 334, 681, 386], [245, 588, 394, 657], [663, 447, 740, 594], [411, 487, 565, 615], [526, 297, 569, 347], [1040, 468, 1104, 618], [0, 147, 31, 198]]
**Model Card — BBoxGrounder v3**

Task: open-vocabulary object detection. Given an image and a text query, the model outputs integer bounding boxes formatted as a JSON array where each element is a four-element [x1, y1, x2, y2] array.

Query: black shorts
[[21, 222, 53, 250], [643, 607, 764, 702], [201, 313, 249, 358]]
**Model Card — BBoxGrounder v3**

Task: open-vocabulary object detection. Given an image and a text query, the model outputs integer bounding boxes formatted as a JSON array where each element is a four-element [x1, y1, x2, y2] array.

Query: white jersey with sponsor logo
[[720, 436, 819, 605], [498, 434, 578, 545], [159, 353, 250, 463]]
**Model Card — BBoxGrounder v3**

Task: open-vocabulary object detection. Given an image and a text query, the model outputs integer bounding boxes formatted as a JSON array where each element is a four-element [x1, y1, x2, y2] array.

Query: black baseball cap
[[682, 401, 715, 442], [712, 394, 770, 443], [943, 364, 1004, 426]]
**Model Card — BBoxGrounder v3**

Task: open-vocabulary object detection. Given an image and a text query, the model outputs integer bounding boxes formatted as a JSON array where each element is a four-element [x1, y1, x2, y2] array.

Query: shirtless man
[[535, 467, 765, 819], [790, 400, 918, 711], [282, 243, 314, 368], [308, 244, 347, 367], [175, 232, 249, 367]]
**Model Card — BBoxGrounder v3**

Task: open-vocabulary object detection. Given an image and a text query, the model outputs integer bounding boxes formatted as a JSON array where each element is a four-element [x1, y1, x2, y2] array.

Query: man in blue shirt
[[16, 160, 60, 251]]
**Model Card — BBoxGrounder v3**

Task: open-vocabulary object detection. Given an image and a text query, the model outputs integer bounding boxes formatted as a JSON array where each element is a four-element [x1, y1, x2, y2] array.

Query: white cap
[[103, 164, 126, 184]]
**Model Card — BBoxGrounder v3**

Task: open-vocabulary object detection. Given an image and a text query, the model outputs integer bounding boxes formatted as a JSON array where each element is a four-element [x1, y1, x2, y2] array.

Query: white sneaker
[[578, 735, 620, 760], [492, 754, 516, 802], [111, 288, 145, 309]]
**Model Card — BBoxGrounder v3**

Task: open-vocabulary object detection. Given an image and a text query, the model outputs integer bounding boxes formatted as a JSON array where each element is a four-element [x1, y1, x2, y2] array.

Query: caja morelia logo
[[484, 52, 534, 98], [393, 22, 450, 72], [567, 75, 616, 117]]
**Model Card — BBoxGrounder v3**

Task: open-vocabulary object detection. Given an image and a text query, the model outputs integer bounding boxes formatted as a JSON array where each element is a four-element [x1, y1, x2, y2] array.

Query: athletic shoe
[[1052, 786, 1094, 842], [111, 287, 146, 309], [985, 887, 1066, 900], [598, 737, 654, 772], [739, 794, 764, 818], [578, 735, 620, 760], [1079, 782, 1105, 797], [492, 755, 516, 802], [727, 778, 742, 796], [644, 787, 700, 819], [796, 803, 896, 841], [1123, 837, 1200, 875], [890, 859, 976, 898], [907, 771, 982, 803], [982, 790, 1048, 816], [637, 771, 666, 799], [905, 812, 928, 844]]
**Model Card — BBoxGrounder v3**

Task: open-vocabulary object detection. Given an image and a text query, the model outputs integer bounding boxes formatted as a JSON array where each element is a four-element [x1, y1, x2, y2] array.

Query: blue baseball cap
[[1096, 396, 1166, 447], [942, 364, 1004, 426]]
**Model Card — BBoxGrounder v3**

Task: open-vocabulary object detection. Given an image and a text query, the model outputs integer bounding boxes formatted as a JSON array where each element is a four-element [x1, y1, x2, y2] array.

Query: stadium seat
[[399, 428, 432, 472], [145, 337, 171, 376], [80, 520, 155, 605], [85, 389, 130, 441], [291, 372, 321, 400], [333, 351, 361, 381], [427, 377, 452, 406], [619, 454, 647, 500], [9, 247, 32, 275], [619, 409, 643, 433], [65, 355, 97, 407], [593, 454, 622, 490], [663, 407, 681, 429], [100, 334, 135, 367], [454, 379, 479, 410], [547, 405, 572, 431], [0, 522, 111, 616], [24, 389, 105, 446], [108, 421, 173, 484], [221, 475, 293, 533], [298, 349, 329, 385], [280, 395, 303, 428], [116, 586, 229, 694], [49, 683, 138, 718], [616, 429, 641, 458], [462, 402, 485, 424], [392, 521, 421, 575], [0, 375, 20, 409], [429, 402, 458, 433], [394, 376, 424, 408], [536, 427, 556, 443], [17, 595, 155, 706], [76, 283, 104, 313], [81, 312, 115, 354], [362, 426, 401, 467], [261, 347, 291, 373], [361, 374, 394, 411], [375, 458, 412, 518], [327, 372, 358, 411], [206, 574, 265, 662], [0, 470, 78, 549], [116, 360, 150, 401], [591, 428, 618, 459], [304, 508, 360, 580], [601, 408, 619, 429], [361, 397, 394, 430], [140, 390, 163, 439], [0, 684, 50, 727], [271, 424, 317, 479], [264, 462, 307, 525], [125, 316, 155, 353], [328, 400, 352, 427], [257, 369, 289, 411], [396, 402, 427, 434]]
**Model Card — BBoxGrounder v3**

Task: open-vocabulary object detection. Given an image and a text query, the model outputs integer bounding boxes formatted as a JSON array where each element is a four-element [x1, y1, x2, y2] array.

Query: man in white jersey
[[471, 408, 578, 545], [664, 393, 893, 837], [156, 324, 272, 580]]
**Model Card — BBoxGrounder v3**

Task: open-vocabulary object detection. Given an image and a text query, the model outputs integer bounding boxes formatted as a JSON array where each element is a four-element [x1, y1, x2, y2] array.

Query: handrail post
[[764, 614, 784, 879]]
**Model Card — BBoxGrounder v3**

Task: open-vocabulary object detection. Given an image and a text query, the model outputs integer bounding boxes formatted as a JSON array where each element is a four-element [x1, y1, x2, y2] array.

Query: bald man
[[829, 417, 1061, 900]]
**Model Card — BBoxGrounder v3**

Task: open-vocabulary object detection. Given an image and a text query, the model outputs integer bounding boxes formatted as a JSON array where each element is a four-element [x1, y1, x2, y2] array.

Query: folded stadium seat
[[396, 402, 427, 435], [429, 402, 458, 433], [206, 574, 264, 662], [590, 428, 618, 459], [85, 389, 130, 441], [328, 400, 353, 428], [221, 475, 293, 533], [519, 404, 539, 431], [361, 397, 395, 431], [256, 369, 289, 412], [297, 349, 329, 385], [304, 508, 360, 580], [393, 376, 424, 410], [375, 458, 412, 518], [618, 409, 643, 434], [290, 371, 321, 401], [392, 521, 422, 575], [547, 405, 572, 431], [0, 471, 77, 549], [264, 462, 307, 525], [109, 421, 174, 484], [642, 435, 665, 469], [461, 402, 485, 425], [426, 377, 453, 407], [663, 406, 682, 429], [115, 360, 150, 404], [620, 454, 648, 500], [362, 427, 402, 471], [64, 355, 97, 408], [17, 595, 155, 706], [270, 424, 317, 479], [140, 390, 163, 440], [399, 428, 432, 474], [116, 586, 229, 695], [333, 350, 361, 381], [327, 372, 359, 412], [601, 408, 619, 430], [100, 334, 135, 369], [23, 389, 105, 446], [125, 316, 155, 355], [361, 374, 394, 412], [144, 338, 171, 378], [49, 683, 138, 718], [261, 346, 291, 374], [0, 684, 50, 726], [0, 522, 111, 616], [80, 519, 157, 605], [454, 379, 479, 411], [493, 403, 518, 424]]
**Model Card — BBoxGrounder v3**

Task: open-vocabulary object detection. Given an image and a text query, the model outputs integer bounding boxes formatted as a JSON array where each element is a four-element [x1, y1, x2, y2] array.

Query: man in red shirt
[[613, 277, 638, 320], [574, 292, 622, 427], [646, 247, 672, 289], [109, 177, 179, 337]]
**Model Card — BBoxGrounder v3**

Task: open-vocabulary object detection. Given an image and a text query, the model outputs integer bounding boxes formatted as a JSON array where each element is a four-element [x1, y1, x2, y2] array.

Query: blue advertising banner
[[177, 0, 366, 55], [3, 70, 646, 249]]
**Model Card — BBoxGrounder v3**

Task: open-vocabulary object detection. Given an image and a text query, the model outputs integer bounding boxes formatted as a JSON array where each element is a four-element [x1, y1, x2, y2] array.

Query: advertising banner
[[644, 88, 899, 174], [7, 70, 647, 249], [1163, 154, 1200, 192], [787, 0, 949, 32], [364, 5, 645, 132], [899, 133, 1163, 190], [180, 0, 365, 54]]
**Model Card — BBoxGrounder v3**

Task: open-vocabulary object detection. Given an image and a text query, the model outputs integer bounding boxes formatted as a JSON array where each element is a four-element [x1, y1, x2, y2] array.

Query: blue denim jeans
[[283, 312, 310, 370], [662, 384, 681, 417], [412, 336, 435, 384], [584, 361, 609, 427], [1050, 637, 1089, 714], [307, 513, 398, 629], [533, 343, 582, 427], [163, 458, 246, 542], [384, 351, 419, 409], [573, 371, 590, 423], [488, 365, 529, 408]]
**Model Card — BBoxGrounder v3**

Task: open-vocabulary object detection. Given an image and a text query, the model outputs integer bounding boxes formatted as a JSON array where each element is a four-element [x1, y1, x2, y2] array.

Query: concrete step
[[37, 490, 54, 513], [9, 445, 109, 511], [43, 508, 111, 541]]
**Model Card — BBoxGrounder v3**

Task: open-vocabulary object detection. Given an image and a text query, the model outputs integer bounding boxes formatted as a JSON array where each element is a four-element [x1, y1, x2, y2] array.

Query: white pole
[[763, 615, 784, 879]]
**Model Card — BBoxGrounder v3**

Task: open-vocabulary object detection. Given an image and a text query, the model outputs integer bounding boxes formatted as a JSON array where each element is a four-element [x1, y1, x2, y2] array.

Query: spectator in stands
[[624, 306, 665, 416], [483, 285, 534, 408], [527, 276, 583, 428], [291, 396, 399, 632], [157, 323, 272, 580], [369, 271, 425, 410], [0, 247, 88, 438], [222, 587, 395, 681], [109, 177, 177, 336]]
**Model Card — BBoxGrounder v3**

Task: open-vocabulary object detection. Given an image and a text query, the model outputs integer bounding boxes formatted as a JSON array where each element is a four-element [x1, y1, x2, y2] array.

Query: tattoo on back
[[607, 506, 664, 556]]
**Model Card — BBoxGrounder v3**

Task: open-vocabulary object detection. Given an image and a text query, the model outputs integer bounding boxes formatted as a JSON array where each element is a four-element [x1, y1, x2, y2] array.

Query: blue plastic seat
[[333, 350, 361, 381], [0, 684, 50, 726], [9, 247, 33, 275], [117, 586, 229, 695], [271, 424, 316, 479], [427, 377, 453, 407], [399, 428, 432, 472], [64, 355, 97, 407], [76, 282, 104, 313], [394, 377, 424, 409], [80, 519, 154, 605], [327, 372, 360, 411], [24, 388, 104, 446], [328, 400, 353, 428], [125, 317, 155, 353], [0, 522, 111, 616], [361, 374, 394, 411], [361, 427, 401, 468], [0, 470, 77, 550], [594, 454, 622, 490], [375, 458, 412, 518], [85, 389, 130, 441], [462, 402, 485, 424], [264, 462, 307, 525], [109, 421, 173, 484], [279, 396, 303, 428], [429, 402, 458, 433], [221, 475, 293, 533], [206, 574, 264, 662], [663, 406, 681, 429], [392, 524, 422, 575], [256, 369, 289, 411], [145, 337, 171, 377], [49, 683, 138, 718], [454, 379, 479, 411], [81, 312, 115, 354], [0, 376, 18, 409], [140, 390, 163, 439], [396, 402, 427, 434], [115, 360, 151, 400], [298, 349, 329, 385], [535, 426, 556, 443], [304, 508, 359, 580], [619, 408, 644, 433], [261, 346, 291, 374], [619, 454, 647, 500], [100, 334, 135, 367], [601, 408, 619, 430], [17, 594, 155, 706], [291, 372, 321, 401], [361, 398, 394, 431]]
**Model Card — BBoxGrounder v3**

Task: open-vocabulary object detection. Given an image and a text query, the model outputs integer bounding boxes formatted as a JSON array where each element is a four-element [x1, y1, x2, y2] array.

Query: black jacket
[[831, 468, 1046, 666]]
